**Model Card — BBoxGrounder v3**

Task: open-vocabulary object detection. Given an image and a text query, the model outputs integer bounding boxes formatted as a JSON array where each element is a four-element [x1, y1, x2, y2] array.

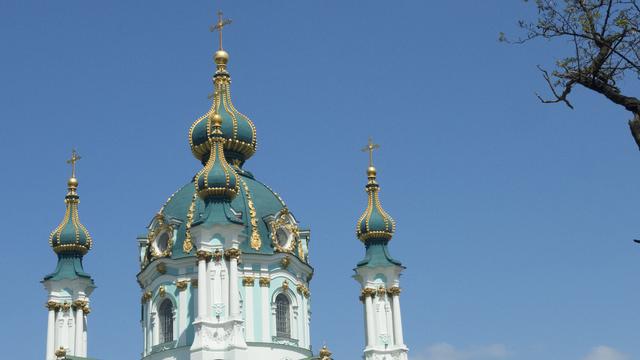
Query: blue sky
[[0, 1, 638, 359]]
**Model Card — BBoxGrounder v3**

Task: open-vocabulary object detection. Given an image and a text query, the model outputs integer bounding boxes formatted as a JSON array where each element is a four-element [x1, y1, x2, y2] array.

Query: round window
[[276, 228, 289, 248], [156, 231, 170, 252]]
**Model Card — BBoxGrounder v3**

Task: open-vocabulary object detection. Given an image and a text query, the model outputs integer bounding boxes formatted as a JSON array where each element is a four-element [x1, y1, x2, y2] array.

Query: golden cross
[[361, 137, 380, 167], [66, 149, 81, 178], [209, 10, 232, 50]]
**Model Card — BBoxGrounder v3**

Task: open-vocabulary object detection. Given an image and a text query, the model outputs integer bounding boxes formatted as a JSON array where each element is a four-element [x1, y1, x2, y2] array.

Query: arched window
[[275, 293, 290, 338], [159, 299, 174, 343]]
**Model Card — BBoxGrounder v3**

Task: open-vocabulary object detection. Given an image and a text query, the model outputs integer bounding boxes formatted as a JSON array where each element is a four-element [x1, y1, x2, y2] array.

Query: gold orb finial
[[367, 166, 377, 178], [214, 50, 229, 65], [67, 177, 79, 188], [211, 113, 223, 126]]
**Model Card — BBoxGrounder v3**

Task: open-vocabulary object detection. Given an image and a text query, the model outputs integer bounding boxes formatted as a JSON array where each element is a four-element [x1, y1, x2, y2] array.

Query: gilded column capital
[[361, 288, 376, 298], [259, 277, 271, 287], [212, 249, 223, 262], [387, 286, 402, 296], [296, 283, 310, 298], [46, 301, 59, 311], [176, 280, 189, 291], [73, 299, 87, 310], [60, 302, 71, 312], [141, 291, 152, 303], [224, 247, 241, 260], [82, 305, 91, 315], [376, 286, 387, 297], [242, 276, 255, 287], [196, 250, 212, 261]]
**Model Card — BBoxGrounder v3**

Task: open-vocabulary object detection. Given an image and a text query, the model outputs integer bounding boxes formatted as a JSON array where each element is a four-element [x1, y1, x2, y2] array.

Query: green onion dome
[[189, 50, 257, 166], [356, 166, 395, 242], [195, 113, 240, 201], [49, 176, 92, 255]]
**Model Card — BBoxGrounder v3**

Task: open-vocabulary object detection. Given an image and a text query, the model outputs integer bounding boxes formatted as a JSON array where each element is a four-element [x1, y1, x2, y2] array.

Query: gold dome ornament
[[319, 345, 333, 360], [55, 347, 67, 359]]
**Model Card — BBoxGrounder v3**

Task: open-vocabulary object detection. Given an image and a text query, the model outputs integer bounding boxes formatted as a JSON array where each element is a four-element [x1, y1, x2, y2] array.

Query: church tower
[[354, 140, 408, 360], [137, 12, 313, 360], [43, 150, 95, 360]]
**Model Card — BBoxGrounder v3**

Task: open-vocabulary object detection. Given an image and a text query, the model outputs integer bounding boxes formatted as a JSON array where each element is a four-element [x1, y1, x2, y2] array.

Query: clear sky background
[[0, 1, 638, 360]]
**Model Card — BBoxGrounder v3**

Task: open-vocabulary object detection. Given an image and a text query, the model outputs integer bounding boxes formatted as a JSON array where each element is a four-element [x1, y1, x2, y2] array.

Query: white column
[[209, 260, 218, 318], [46, 304, 56, 360], [292, 304, 299, 341], [362, 297, 368, 347], [146, 300, 153, 352], [142, 302, 147, 355], [196, 251, 210, 320], [304, 297, 310, 348], [222, 258, 230, 318], [75, 305, 84, 355], [178, 282, 188, 346], [384, 293, 395, 346], [227, 249, 240, 317], [82, 315, 87, 356], [244, 282, 254, 341], [391, 291, 404, 346], [364, 290, 375, 348], [60, 308, 68, 351], [151, 311, 159, 346], [261, 276, 270, 342], [375, 294, 387, 338], [298, 297, 306, 347]]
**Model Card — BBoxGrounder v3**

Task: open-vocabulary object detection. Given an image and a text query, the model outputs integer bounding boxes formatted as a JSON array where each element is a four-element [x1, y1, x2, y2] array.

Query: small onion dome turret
[[189, 50, 257, 166], [49, 176, 92, 255], [195, 113, 240, 201], [356, 166, 395, 242]]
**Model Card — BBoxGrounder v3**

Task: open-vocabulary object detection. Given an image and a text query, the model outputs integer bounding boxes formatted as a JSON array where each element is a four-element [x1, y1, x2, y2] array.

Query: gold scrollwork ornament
[[271, 208, 299, 253]]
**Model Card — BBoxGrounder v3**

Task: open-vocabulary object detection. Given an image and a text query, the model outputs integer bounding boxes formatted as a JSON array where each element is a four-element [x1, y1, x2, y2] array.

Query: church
[[41, 13, 409, 360]]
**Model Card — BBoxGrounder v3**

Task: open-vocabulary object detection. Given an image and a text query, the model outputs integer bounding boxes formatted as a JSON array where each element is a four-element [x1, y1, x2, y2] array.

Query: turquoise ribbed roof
[[195, 114, 240, 202], [142, 168, 293, 267], [356, 168, 395, 242], [189, 57, 257, 165], [49, 178, 92, 255]]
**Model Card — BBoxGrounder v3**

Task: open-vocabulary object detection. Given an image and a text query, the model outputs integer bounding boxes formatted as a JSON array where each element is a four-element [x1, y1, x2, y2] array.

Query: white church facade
[[41, 13, 409, 360]]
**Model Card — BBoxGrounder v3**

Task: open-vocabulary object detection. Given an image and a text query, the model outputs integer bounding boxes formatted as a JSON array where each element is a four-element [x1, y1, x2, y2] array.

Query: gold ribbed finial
[[65, 149, 81, 191], [361, 137, 380, 181]]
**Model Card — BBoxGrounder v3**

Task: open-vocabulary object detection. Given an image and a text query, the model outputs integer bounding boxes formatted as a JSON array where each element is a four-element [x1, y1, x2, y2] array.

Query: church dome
[[142, 167, 295, 265], [50, 176, 92, 255], [189, 51, 257, 165], [356, 166, 395, 242]]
